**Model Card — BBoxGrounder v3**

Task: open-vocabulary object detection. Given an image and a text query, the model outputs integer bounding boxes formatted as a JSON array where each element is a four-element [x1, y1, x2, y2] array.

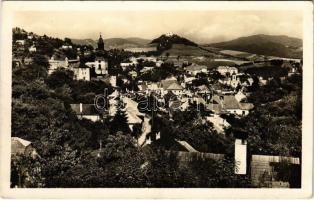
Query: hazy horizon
[[13, 11, 303, 43]]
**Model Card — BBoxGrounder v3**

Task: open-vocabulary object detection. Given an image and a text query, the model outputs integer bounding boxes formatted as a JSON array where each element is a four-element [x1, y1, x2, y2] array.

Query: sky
[[13, 10, 303, 44]]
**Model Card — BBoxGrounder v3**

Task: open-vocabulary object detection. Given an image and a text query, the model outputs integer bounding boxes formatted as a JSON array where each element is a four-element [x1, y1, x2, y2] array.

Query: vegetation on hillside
[[209, 34, 302, 58], [151, 34, 198, 52]]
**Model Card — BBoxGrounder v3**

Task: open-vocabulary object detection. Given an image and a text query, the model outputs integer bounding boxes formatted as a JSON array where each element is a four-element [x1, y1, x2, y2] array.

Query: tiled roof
[[11, 137, 33, 156], [161, 80, 182, 90], [166, 82, 183, 90], [69, 62, 80, 68], [207, 103, 223, 113], [211, 95, 241, 110], [223, 96, 242, 109], [12, 137, 31, 147], [209, 95, 254, 112], [123, 97, 144, 117], [175, 140, 198, 152], [197, 84, 209, 91], [240, 102, 254, 110]]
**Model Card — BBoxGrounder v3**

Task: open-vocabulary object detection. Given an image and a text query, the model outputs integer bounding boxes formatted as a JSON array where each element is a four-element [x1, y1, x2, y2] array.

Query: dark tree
[[110, 100, 130, 134], [45, 69, 74, 89]]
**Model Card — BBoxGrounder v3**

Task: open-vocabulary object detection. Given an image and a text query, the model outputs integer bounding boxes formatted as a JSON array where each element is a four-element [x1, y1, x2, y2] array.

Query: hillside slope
[[71, 38, 97, 47], [151, 33, 198, 52], [71, 37, 150, 49], [209, 34, 302, 58]]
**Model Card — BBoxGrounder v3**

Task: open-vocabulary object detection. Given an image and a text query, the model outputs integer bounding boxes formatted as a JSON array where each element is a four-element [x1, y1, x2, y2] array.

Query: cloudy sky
[[13, 10, 303, 43]]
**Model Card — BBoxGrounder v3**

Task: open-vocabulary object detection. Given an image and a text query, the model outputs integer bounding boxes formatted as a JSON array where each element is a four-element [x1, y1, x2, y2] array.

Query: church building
[[84, 33, 108, 78], [97, 33, 105, 51]]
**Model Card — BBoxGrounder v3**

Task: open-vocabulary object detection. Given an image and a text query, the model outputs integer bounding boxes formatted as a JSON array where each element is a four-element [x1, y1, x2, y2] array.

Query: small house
[[70, 103, 101, 122], [11, 137, 38, 159]]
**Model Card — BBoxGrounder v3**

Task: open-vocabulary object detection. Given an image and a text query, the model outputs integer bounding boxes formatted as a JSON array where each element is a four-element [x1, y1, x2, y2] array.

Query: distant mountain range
[[72, 34, 302, 58], [71, 37, 150, 49], [207, 34, 302, 58]]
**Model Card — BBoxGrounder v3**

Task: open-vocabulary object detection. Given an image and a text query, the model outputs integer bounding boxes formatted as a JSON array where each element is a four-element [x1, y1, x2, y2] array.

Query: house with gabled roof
[[11, 137, 38, 159], [208, 94, 254, 116], [70, 63, 90, 81], [48, 54, 69, 74], [160, 79, 184, 96], [186, 63, 208, 76]]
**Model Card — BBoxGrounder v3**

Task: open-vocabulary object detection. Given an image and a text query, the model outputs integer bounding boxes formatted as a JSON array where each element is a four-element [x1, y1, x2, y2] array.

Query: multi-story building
[[85, 57, 108, 77]]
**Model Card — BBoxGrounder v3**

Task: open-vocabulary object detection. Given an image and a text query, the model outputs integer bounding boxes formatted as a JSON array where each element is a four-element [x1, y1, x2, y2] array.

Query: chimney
[[79, 103, 83, 113], [234, 139, 247, 175]]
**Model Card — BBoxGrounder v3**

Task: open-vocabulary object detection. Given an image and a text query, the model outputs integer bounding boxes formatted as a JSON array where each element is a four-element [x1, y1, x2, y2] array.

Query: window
[[242, 111, 245, 115], [98, 64, 101, 69]]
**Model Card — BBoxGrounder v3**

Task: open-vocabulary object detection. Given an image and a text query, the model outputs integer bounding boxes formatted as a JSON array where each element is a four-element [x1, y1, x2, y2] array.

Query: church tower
[[97, 33, 105, 51]]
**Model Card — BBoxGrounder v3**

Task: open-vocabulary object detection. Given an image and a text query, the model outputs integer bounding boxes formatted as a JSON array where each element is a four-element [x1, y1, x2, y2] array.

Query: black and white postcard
[[0, 1, 313, 199]]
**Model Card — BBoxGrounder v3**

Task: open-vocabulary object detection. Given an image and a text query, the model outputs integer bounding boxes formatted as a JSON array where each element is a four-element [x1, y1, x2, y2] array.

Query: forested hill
[[151, 33, 198, 51], [208, 34, 302, 58]]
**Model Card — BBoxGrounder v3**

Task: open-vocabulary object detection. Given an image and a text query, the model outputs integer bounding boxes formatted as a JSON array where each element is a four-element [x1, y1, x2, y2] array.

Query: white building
[[86, 57, 108, 76], [129, 57, 139, 65], [217, 66, 238, 76], [129, 70, 138, 79], [206, 114, 230, 134], [156, 60, 164, 67], [28, 45, 36, 52], [183, 75, 196, 84], [16, 40, 25, 45], [110, 76, 117, 87], [137, 56, 157, 62], [72, 66, 90, 81], [120, 62, 134, 70], [27, 34, 33, 40], [219, 72, 241, 88], [208, 94, 254, 116], [61, 45, 72, 49], [186, 64, 208, 76], [48, 56, 69, 74], [258, 76, 268, 86], [140, 67, 154, 73]]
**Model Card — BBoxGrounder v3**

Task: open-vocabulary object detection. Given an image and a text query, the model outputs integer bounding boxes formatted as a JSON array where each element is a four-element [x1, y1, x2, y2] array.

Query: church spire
[[97, 32, 104, 51]]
